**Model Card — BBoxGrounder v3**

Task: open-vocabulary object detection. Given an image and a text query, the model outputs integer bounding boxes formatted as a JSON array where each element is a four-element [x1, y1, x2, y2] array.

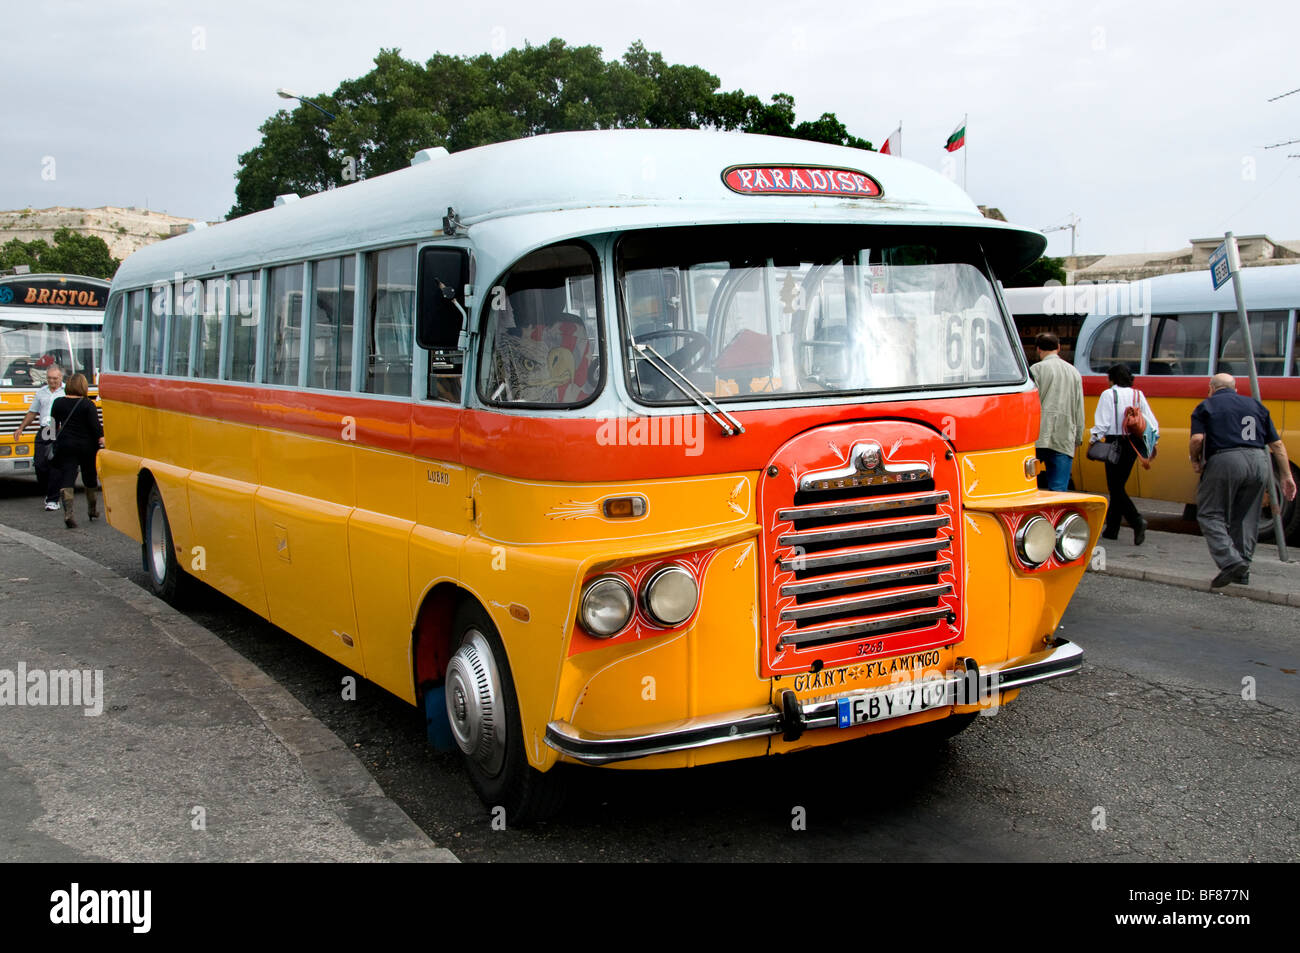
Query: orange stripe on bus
[[1081, 375, 1300, 400], [99, 374, 1040, 481]]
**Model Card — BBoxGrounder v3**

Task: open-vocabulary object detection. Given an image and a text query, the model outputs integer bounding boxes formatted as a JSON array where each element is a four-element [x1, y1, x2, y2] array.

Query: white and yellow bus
[[100, 130, 1105, 820], [1005, 266, 1300, 540], [1, 272, 108, 476]]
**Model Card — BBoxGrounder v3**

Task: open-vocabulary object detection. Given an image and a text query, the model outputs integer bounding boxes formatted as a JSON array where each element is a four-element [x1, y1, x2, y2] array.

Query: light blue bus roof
[[1089, 262, 1300, 316], [112, 129, 1046, 291]]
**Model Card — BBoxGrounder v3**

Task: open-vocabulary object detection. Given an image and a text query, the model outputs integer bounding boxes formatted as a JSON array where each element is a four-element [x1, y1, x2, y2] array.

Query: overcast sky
[[4, 0, 1298, 258]]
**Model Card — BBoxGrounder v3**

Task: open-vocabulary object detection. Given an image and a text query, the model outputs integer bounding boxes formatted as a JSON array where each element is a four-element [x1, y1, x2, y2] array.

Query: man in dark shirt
[[1189, 374, 1297, 587]]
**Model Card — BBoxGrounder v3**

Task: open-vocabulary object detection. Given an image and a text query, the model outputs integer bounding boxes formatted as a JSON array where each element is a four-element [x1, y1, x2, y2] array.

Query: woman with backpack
[[1087, 363, 1159, 545], [47, 373, 104, 529]]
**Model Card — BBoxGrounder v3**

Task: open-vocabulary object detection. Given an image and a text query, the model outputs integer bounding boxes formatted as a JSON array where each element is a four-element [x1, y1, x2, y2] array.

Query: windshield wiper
[[632, 342, 744, 437]]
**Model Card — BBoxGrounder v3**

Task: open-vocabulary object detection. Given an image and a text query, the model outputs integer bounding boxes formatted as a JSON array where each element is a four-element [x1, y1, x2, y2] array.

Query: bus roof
[[1006, 263, 1300, 320], [1096, 262, 1300, 315], [113, 129, 1047, 290]]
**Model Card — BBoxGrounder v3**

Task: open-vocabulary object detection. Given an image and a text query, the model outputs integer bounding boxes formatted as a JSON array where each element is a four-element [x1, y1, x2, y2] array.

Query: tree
[[229, 40, 872, 218], [1004, 256, 1067, 288], [0, 228, 119, 279]]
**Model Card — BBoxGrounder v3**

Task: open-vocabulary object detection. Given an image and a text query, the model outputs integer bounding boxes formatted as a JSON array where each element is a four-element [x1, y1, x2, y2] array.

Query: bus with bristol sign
[[1, 272, 107, 477], [97, 130, 1105, 820]]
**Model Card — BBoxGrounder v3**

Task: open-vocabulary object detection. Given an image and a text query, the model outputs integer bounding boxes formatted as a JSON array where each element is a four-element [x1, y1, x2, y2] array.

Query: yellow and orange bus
[[99, 130, 1105, 819], [1005, 266, 1300, 541], [1, 272, 108, 476]]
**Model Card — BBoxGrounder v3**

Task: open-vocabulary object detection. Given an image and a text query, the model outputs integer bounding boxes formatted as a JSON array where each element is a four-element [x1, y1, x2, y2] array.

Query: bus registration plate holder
[[836, 680, 952, 727]]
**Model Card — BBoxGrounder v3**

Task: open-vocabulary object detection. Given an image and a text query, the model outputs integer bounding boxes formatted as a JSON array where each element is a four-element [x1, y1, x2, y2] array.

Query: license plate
[[836, 679, 952, 727], [13, 460, 30, 469]]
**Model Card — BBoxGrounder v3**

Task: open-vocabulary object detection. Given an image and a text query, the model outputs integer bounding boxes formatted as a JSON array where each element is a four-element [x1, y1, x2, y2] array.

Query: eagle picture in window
[[495, 314, 593, 404]]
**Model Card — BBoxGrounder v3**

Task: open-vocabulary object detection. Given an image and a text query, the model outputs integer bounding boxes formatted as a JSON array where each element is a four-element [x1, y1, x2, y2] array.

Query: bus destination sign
[[721, 164, 883, 198], [0, 276, 108, 310]]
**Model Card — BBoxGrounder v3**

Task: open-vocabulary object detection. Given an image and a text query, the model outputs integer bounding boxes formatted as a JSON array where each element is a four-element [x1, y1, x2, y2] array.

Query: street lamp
[[276, 88, 336, 121]]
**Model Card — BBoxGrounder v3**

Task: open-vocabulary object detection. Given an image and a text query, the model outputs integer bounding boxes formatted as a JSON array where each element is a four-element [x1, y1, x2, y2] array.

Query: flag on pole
[[944, 117, 966, 152], [880, 124, 902, 156]]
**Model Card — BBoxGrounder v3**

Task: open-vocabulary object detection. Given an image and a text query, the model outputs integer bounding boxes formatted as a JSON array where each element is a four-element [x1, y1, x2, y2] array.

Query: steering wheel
[[636, 328, 711, 374]]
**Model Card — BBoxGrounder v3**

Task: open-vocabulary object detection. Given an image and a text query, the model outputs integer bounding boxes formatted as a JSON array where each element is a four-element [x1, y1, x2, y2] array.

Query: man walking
[[1189, 373, 1297, 587], [1029, 332, 1085, 491], [11, 363, 65, 511]]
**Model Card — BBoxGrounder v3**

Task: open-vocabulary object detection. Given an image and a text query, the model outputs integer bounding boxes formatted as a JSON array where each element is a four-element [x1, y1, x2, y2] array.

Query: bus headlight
[[579, 576, 634, 638], [641, 565, 699, 627], [1015, 515, 1056, 567], [1055, 513, 1090, 562]]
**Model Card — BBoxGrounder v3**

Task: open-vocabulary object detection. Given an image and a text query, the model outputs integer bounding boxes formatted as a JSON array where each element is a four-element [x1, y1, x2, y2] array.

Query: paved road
[[3, 476, 1296, 861]]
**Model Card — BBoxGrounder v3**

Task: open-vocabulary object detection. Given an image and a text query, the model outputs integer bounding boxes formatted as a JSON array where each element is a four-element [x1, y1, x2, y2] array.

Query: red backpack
[[1123, 391, 1146, 438], [1123, 390, 1158, 467]]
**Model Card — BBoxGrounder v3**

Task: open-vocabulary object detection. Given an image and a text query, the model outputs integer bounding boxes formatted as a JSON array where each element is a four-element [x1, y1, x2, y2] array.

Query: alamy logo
[[595, 411, 703, 457], [50, 883, 151, 933], [0, 663, 103, 716]]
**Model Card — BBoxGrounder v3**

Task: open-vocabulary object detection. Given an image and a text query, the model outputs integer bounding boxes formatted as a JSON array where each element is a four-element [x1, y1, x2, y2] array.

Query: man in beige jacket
[[1029, 333, 1085, 491]]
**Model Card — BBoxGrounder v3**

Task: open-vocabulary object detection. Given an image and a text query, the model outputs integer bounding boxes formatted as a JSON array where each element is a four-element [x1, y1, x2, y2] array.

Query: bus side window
[[170, 281, 196, 377], [1148, 313, 1211, 376], [103, 295, 123, 372], [267, 263, 305, 386], [226, 271, 259, 382], [310, 256, 354, 391], [146, 287, 167, 375], [478, 242, 601, 407], [364, 246, 415, 397], [1217, 310, 1288, 377], [196, 278, 224, 380], [1087, 314, 1142, 375], [124, 290, 145, 373]]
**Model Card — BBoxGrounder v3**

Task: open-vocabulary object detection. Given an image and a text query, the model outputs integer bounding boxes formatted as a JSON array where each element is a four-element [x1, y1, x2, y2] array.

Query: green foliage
[[1004, 255, 1067, 287], [229, 39, 872, 218], [0, 228, 119, 279]]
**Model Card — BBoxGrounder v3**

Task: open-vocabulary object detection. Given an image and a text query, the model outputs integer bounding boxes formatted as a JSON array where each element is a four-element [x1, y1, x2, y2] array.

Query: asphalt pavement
[[1, 480, 1295, 862], [0, 520, 456, 863]]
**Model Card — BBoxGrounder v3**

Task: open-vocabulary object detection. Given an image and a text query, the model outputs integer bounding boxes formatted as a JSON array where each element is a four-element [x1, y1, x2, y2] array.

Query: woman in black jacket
[[48, 373, 104, 528]]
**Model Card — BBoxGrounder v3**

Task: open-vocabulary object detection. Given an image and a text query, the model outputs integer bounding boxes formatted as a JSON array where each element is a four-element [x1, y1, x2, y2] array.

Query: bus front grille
[[760, 422, 964, 677]]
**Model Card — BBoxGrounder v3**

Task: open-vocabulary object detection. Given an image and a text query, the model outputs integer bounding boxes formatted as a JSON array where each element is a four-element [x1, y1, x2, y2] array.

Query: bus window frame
[[1214, 308, 1291, 378], [1288, 307, 1298, 377], [475, 238, 606, 412], [104, 293, 124, 372]]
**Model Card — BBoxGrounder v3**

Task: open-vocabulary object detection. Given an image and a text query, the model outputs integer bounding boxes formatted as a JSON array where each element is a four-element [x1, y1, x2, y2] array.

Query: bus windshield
[[0, 319, 100, 386], [618, 225, 1023, 403]]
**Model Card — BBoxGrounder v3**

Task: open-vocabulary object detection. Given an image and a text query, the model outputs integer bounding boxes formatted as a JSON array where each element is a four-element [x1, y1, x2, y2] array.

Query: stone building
[[0, 206, 208, 261], [1063, 235, 1300, 284]]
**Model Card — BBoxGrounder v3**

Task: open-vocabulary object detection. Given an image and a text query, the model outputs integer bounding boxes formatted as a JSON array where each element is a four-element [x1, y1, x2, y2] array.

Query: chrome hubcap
[[148, 502, 168, 584], [444, 628, 505, 776]]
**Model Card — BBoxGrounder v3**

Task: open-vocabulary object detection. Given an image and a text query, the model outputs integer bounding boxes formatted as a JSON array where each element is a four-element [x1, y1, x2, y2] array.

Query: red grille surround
[[759, 421, 964, 677]]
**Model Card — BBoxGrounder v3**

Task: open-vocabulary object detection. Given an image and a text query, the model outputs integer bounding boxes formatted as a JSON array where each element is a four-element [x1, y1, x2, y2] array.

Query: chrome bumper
[[545, 638, 1084, 765]]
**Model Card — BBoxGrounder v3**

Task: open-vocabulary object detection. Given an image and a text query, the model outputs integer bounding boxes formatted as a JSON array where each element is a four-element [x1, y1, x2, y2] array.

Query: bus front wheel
[[444, 603, 565, 824], [142, 485, 192, 606]]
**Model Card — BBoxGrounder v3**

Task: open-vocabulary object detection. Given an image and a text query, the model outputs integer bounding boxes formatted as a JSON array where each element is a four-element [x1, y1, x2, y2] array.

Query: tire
[[1258, 463, 1300, 546], [444, 602, 565, 824], [141, 484, 192, 606]]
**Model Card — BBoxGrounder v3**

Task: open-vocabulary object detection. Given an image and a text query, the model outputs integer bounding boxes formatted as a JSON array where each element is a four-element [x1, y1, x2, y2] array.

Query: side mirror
[[417, 246, 470, 350]]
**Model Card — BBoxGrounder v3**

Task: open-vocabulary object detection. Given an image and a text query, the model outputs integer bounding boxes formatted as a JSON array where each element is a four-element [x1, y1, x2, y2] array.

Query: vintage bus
[[98, 130, 1106, 820], [0, 272, 108, 477], [1005, 266, 1300, 541]]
